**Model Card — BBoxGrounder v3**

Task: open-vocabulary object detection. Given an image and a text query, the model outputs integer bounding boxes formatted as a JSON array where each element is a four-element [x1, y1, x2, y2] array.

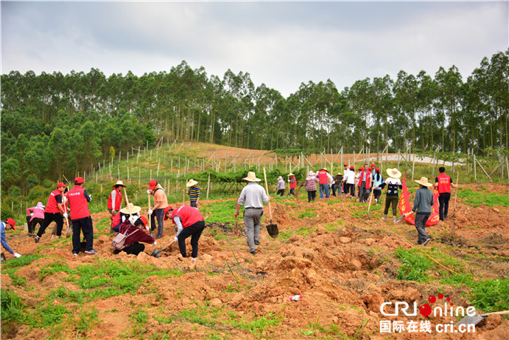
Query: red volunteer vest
[[289, 176, 297, 189], [356, 170, 372, 189], [436, 173, 452, 193], [108, 188, 122, 211], [318, 170, 329, 184], [67, 186, 91, 220], [45, 189, 62, 214], [172, 205, 204, 228]]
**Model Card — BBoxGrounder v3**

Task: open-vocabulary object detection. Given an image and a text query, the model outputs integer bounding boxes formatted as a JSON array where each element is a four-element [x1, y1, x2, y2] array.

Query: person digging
[[1, 218, 21, 260], [164, 205, 205, 263], [114, 216, 156, 256], [35, 182, 67, 242]]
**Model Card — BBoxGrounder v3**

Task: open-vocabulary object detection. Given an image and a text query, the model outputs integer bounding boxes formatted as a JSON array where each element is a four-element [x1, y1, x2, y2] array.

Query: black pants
[[277, 189, 285, 196], [72, 217, 94, 253], [190, 200, 198, 208], [122, 243, 145, 255], [415, 213, 430, 244], [374, 190, 382, 202], [178, 221, 205, 258], [37, 212, 64, 237], [307, 190, 316, 202], [287, 188, 295, 196], [150, 208, 165, 238], [438, 193, 451, 220], [350, 183, 356, 197], [384, 196, 399, 216], [26, 216, 44, 234]]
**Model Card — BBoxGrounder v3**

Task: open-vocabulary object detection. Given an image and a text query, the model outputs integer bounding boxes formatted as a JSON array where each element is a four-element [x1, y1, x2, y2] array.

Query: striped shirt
[[188, 186, 200, 200]]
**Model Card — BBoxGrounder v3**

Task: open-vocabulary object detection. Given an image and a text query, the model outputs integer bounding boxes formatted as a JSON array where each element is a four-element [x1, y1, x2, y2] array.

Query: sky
[[2, 1, 508, 97]]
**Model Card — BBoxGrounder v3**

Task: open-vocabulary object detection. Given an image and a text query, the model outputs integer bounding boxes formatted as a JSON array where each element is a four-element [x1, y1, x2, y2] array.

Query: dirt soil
[[2, 184, 509, 339]]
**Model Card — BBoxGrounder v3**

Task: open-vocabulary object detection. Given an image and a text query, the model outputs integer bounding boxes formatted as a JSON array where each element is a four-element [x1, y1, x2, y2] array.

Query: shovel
[[395, 212, 413, 224], [366, 190, 374, 218], [456, 310, 509, 327], [263, 167, 279, 239]]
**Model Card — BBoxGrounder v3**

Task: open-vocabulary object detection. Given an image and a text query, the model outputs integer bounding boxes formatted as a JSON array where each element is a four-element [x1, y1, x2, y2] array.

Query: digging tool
[[395, 212, 413, 224], [452, 172, 459, 217], [263, 167, 279, 239], [234, 215, 239, 236], [456, 310, 509, 327], [366, 190, 374, 218], [64, 200, 72, 238]]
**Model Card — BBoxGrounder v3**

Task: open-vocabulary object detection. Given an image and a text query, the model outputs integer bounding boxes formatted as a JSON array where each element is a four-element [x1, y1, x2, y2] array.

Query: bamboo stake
[[476, 158, 492, 181], [452, 172, 460, 217]]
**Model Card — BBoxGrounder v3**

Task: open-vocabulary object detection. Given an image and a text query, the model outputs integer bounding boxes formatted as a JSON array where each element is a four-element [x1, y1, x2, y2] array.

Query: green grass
[[457, 189, 509, 207], [201, 199, 237, 224], [2, 254, 44, 287], [1, 289, 25, 324]]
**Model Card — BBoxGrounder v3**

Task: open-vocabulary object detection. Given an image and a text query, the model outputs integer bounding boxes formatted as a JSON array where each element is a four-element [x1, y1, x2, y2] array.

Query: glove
[[63, 213, 68, 219], [128, 215, 138, 225], [152, 241, 157, 246], [14, 253, 21, 258], [174, 236, 178, 242], [88, 195, 92, 201], [148, 210, 153, 215], [147, 189, 152, 194]]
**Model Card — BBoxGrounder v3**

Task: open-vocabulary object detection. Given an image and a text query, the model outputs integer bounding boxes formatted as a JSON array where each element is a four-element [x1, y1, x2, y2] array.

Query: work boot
[[382, 215, 387, 222], [35, 235, 40, 243]]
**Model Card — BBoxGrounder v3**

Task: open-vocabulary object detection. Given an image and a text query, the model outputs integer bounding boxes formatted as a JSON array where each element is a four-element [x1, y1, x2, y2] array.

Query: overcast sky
[[2, 1, 508, 96]]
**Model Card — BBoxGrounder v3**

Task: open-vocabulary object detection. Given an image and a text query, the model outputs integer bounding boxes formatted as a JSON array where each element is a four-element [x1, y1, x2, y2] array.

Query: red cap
[[371, 164, 375, 167], [139, 216, 148, 226], [367, 168, 372, 171], [375, 167, 380, 172], [359, 167, 364, 171], [6, 218, 16, 230], [57, 182, 67, 188], [74, 177, 84, 184], [349, 166, 354, 170], [148, 180, 157, 191], [163, 206, 173, 220], [344, 164, 348, 166]]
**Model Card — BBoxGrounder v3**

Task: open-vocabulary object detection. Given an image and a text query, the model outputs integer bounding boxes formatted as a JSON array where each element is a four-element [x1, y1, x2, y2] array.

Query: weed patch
[[457, 189, 509, 207]]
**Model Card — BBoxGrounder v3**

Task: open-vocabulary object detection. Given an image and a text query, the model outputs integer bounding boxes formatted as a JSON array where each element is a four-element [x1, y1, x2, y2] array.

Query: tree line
[[1, 49, 508, 193]]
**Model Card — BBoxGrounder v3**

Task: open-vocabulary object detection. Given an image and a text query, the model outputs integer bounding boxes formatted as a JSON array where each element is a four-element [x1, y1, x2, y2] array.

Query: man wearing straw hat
[[148, 180, 168, 239], [381, 169, 402, 223], [412, 177, 434, 245], [108, 180, 126, 218], [112, 202, 142, 232], [235, 171, 270, 256], [184, 179, 200, 208]]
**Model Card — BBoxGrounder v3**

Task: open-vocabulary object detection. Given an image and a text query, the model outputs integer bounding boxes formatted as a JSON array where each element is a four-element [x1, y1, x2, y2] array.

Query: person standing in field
[[434, 167, 458, 221], [164, 205, 205, 260], [1, 219, 21, 259], [67, 177, 96, 255], [184, 179, 200, 208], [276, 176, 285, 197], [235, 171, 270, 256], [301, 171, 319, 203], [35, 182, 67, 242], [343, 166, 356, 198], [356, 167, 372, 203], [332, 172, 343, 197], [148, 180, 168, 239], [380, 168, 402, 224], [108, 180, 126, 218], [287, 173, 297, 197], [26, 202, 45, 237], [372, 168, 384, 204], [317, 168, 331, 198], [413, 177, 434, 245]]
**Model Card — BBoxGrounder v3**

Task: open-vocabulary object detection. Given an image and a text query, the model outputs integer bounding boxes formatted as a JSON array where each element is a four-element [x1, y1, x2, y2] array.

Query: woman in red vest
[[164, 205, 205, 261], [434, 167, 458, 221], [67, 177, 96, 256], [108, 180, 126, 218], [35, 183, 67, 242], [356, 167, 372, 203]]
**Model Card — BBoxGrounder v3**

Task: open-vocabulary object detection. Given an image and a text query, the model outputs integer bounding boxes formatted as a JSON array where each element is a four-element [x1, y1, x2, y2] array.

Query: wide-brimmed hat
[[415, 177, 432, 187], [387, 168, 402, 179], [308, 171, 315, 176], [337, 172, 342, 175], [288, 173, 294, 177], [186, 179, 198, 187], [113, 180, 126, 188], [163, 206, 173, 220], [120, 203, 141, 214], [243, 172, 261, 182]]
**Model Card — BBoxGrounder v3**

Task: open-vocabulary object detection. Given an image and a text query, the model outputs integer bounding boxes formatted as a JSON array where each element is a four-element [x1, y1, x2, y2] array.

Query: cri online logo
[[381, 294, 476, 317]]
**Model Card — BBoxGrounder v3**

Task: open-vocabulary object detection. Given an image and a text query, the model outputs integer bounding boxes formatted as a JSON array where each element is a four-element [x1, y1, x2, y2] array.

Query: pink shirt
[[27, 206, 45, 221]]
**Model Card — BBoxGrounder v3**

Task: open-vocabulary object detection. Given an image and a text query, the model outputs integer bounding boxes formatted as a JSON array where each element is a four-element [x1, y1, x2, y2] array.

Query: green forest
[[1, 49, 508, 194]]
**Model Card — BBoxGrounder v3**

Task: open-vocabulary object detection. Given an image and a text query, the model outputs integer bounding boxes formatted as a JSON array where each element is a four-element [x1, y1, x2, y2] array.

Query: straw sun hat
[[186, 179, 198, 187], [120, 203, 141, 214], [415, 177, 432, 187], [112, 180, 126, 188], [386, 168, 402, 179], [243, 171, 261, 182]]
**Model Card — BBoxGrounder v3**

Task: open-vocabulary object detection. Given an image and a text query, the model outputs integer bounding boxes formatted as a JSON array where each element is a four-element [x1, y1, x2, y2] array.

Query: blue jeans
[[319, 184, 330, 198]]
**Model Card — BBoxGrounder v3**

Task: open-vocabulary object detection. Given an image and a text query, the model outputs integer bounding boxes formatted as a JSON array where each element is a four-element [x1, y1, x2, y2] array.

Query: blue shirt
[[1, 222, 14, 254]]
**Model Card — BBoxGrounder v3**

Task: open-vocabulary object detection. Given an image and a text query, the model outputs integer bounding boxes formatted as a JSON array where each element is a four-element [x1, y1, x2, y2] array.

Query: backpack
[[111, 227, 138, 250]]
